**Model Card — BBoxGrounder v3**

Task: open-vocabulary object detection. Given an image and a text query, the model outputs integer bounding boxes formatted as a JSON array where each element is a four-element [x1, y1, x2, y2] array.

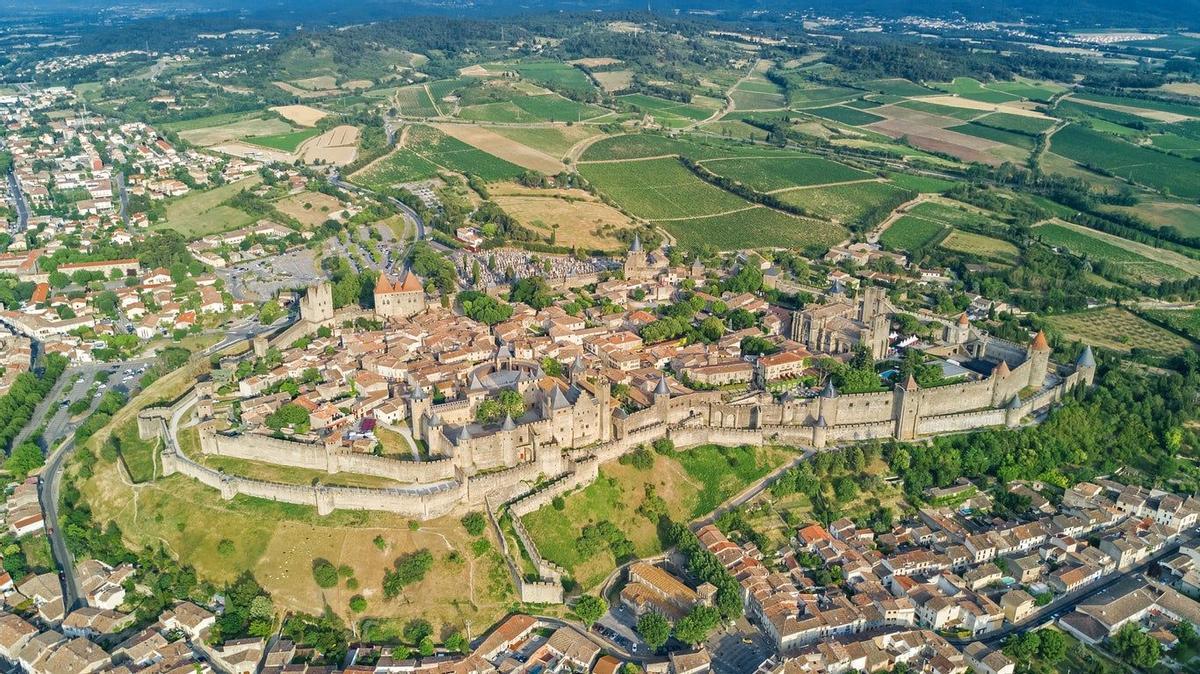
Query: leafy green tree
[[1037, 629, 1067, 665], [1110, 624, 1161, 669], [674, 606, 721, 645], [636, 612, 671, 652], [5, 442, 44, 480], [383, 550, 434, 598], [312, 559, 339, 588], [445, 632, 469, 654], [259, 299, 284, 324], [349, 595, 367, 612], [460, 512, 487, 536], [574, 594, 607, 625], [403, 619, 433, 644]]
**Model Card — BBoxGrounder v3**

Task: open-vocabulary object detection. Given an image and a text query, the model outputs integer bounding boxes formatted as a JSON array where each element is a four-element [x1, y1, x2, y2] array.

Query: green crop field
[[163, 111, 264, 132], [697, 156, 873, 192], [159, 176, 262, 238], [939, 230, 1020, 263], [426, 77, 472, 103], [788, 85, 862, 107], [860, 78, 933, 97], [513, 95, 608, 122], [1142, 308, 1200, 342], [393, 84, 440, 117], [1048, 308, 1197, 355], [656, 207, 846, 250], [1150, 133, 1200, 158], [975, 112, 1057, 135], [896, 100, 984, 121], [806, 105, 885, 126], [351, 148, 441, 189], [1034, 221, 1190, 283], [581, 134, 693, 161], [405, 125, 524, 182], [580, 133, 801, 162], [885, 172, 956, 193], [1051, 124, 1200, 200], [775, 181, 909, 227], [473, 62, 595, 96], [619, 93, 712, 124], [489, 125, 602, 156], [909, 200, 1006, 230], [933, 77, 1022, 104], [456, 101, 529, 123], [948, 123, 1037, 151], [983, 80, 1063, 102], [879, 215, 948, 251], [1057, 100, 1148, 133], [579, 157, 749, 220], [1072, 91, 1200, 118], [730, 77, 788, 110], [844, 98, 884, 109], [245, 128, 321, 152], [1102, 201, 1200, 238]]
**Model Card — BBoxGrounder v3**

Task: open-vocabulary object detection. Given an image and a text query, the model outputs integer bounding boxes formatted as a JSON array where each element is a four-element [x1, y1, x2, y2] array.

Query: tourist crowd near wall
[[137, 282, 1096, 522]]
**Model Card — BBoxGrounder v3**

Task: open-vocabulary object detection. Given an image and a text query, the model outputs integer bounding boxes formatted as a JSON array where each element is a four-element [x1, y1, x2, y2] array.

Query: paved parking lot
[[707, 621, 772, 674], [218, 247, 322, 300]]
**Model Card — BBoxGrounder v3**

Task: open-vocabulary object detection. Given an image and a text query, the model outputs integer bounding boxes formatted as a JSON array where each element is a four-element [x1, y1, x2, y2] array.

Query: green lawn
[[245, 128, 321, 152], [580, 157, 749, 220], [880, 215, 948, 252], [775, 181, 910, 229], [159, 176, 262, 238], [805, 105, 886, 126], [1034, 221, 1192, 283], [657, 207, 846, 251], [522, 445, 790, 588], [1051, 124, 1200, 200], [697, 156, 874, 192], [933, 77, 1022, 104]]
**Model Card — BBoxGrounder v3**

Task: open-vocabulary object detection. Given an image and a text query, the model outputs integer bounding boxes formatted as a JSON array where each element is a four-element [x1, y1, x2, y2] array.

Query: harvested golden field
[[342, 79, 374, 90], [274, 191, 346, 227], [917, 95, 1053, 118], [271, 104, 329, 127], [178, 116, 293, 147], [491, 186, 635, 250], [433, 123, 565, 173], [593, 70, 634, 92], [292, 75, 338, 91], [273, 81, 337, 99], [298, 125, 360, 165], [210, 141, 295, 163]]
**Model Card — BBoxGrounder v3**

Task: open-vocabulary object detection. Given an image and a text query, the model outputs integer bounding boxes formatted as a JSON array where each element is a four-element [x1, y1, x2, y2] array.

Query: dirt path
[[766, 177, 884, 195], [564, 131, 621, 165], [425, 84, 443, 117], [654, 205, 762, 222], [681, 58, 765, 132], [575, 153, 681, 165], [866, 194, 930, 244]]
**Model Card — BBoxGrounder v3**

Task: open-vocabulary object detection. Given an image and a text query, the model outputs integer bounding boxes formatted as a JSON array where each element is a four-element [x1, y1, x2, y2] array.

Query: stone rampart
[[917, 409, 1007, 436], [200, 427, 456, 484]]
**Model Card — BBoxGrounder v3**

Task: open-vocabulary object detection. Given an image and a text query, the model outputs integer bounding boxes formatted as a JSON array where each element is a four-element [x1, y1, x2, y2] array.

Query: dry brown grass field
[[271, 104, 329, 127], [434, 123, 565, 173]]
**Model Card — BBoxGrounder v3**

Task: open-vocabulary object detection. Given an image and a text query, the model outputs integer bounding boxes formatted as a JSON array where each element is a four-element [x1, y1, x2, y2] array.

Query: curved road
[[35, 317, 291, 611]]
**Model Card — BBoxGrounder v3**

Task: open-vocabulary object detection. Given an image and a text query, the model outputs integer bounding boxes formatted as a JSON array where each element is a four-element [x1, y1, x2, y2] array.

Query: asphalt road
[[329, 171, 426, 241], [6, 170, 28, 232], [116, 172, 129, 224], [954, 532, 1198, 647], [33, 318, 288, 611]]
